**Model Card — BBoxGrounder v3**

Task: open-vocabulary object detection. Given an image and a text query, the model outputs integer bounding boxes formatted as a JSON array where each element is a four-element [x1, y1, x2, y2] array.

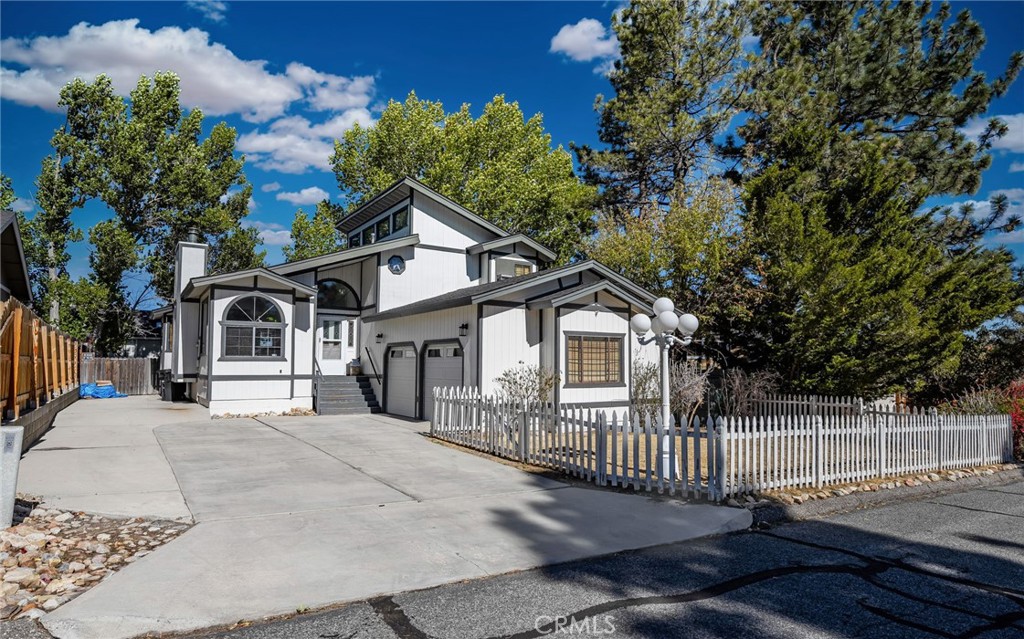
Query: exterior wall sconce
[[375, 333, 383, 344], [459, 323, 468, 337]]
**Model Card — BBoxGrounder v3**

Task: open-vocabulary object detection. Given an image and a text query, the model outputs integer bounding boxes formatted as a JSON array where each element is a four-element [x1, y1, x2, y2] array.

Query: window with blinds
[[566, 334, 623, 385]]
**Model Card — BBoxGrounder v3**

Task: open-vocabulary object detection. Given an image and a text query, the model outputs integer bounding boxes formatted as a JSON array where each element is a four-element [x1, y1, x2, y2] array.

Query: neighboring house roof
[[467, 233, 557, 263], [362, 260, 657, 322], [336, 176, 508, 238], [182, 267, 317, 300], [269, 233, 420, 276], [1, 210, 33, 304], [151, 304, 173, 318]]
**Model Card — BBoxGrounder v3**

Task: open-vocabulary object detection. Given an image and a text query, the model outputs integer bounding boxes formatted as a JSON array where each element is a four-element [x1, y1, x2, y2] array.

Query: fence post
[[877, 412, 886, 478], [430, 388, 437, 436], [813, 415, 823, 490], [7, 304, 24, 420], [714, 420, 726, 502], [933, 408, 943, 470], [28, 318, 38, 409], [517, 403, 528, 462]]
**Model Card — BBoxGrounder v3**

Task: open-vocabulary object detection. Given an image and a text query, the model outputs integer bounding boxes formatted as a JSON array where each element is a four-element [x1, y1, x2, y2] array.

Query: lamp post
[[630, 298, 699, 480]]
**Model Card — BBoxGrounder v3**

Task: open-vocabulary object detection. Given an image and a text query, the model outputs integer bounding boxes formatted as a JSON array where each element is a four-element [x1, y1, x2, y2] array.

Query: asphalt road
[[8, 479, 1023, 639], [168, 479, 1024, 639]]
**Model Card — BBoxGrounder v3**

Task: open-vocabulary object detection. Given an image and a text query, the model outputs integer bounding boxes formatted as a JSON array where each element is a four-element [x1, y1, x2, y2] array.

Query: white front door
[[317, 316, 356, 375]]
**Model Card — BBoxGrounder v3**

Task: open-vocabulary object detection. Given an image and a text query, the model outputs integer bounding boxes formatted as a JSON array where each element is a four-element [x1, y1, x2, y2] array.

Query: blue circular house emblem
[[387, 255, 406, 275]]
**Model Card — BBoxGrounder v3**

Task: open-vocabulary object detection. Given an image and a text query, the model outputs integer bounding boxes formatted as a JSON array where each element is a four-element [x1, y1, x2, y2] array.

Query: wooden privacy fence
[[80, 358, 157, 395], [431, 388, 1014, 502], [0, 297, 81, 422]]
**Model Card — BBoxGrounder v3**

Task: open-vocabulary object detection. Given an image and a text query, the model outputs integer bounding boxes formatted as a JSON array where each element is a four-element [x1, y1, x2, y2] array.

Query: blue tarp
[[80, 383, 127, 399]]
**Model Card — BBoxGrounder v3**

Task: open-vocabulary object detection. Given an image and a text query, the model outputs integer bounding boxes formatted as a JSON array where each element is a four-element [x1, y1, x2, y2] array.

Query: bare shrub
[[715, 369, 780, 417], [937, 386, 1009, 416], [670, 360, 715, 423], [494, 361, 559, 404], [631, 358, 714, 423], [631, 360, 660, 410]]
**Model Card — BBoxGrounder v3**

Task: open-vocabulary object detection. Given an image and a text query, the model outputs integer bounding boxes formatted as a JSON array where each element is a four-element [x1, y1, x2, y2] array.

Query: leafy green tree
[[88, 219, 139, 353], [577, 0, 754, 342], [576, 0, 751, 210], [209, 224, 266, 276], [729, 1, 1023, 394], [739, 1, 1022, 199], [38, 276, 109, 344], [741, 131, 1018, 397], [282, 200, 343, 262], [0, 174, 15, 210], [331, 92, 595, 262], [52, 73, 263, 302], [588, 178, 756, 340]]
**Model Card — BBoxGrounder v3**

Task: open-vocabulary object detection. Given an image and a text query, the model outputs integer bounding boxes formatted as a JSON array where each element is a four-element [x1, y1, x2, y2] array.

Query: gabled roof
[[467, 233, 557, 262], [269, 234, 420, 276], [525, 280, 653, 313], [336, 176, 508, 238], [182, 267, 316, 300], [361, 260, 656, 322], [1, 210, 33, 304]]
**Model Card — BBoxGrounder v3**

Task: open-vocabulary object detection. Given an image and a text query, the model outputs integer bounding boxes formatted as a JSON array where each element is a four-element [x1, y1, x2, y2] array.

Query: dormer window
[[493, 256, 535, 281], [393, 207, 409, 231], [345, 205, 410, 249]]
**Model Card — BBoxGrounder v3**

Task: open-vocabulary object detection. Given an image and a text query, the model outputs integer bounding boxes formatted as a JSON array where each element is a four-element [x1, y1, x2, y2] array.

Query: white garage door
[[386, 346, 417, 418], [422, 344, 464, 422]]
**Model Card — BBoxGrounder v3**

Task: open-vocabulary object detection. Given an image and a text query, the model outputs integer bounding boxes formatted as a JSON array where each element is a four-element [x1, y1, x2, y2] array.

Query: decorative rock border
[[0, 506, 191, 621], [728, 462, 1019, 508], [726, 463, 1024, 528]]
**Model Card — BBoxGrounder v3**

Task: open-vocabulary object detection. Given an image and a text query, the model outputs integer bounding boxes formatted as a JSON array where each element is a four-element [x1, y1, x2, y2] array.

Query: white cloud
[[953, 188, 1024, 226], [961, 113, 1024, 153], [10, 198, 34, 213], [186, 0, 227, 23], [260, 182, 282, 192], [1009, 161, 1024, 173], [0, 19, 375, 123], [238, 109, 373, 173], [243, 220, 291, 246], [550, 18, 619, 64], [275, 186, 330, 206]]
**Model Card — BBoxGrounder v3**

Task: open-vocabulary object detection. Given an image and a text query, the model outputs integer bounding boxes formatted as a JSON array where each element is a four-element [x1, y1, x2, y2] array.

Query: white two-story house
[[157, 177, 662, 418]]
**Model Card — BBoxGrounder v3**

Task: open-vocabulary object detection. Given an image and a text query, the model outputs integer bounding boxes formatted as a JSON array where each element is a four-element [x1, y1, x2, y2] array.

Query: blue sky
[[2, 1, 1023, 289]]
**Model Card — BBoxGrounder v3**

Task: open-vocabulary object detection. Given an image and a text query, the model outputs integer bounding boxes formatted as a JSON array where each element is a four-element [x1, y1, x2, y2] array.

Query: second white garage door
[[422, 343, 464, 422], [386, 345, 417, 418]]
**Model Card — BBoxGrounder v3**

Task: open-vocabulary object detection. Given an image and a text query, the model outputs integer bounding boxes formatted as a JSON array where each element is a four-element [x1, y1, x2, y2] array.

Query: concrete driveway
[[20, 396, 750, 639]]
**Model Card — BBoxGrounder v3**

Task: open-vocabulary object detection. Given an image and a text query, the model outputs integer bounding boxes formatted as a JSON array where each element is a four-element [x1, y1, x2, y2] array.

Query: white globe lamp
[[658, 311, 679, 332], [629, 313, 651, 335], [679, 313, 699, 336], [650, 315, 665, 335], [652, 297, 675, 315]]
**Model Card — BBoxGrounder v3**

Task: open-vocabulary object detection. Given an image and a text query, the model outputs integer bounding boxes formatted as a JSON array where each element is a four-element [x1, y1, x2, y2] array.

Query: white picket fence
[[719, 410, 1012, 496], [430, 387, 725, 500], [431, 388, 1014, 501]]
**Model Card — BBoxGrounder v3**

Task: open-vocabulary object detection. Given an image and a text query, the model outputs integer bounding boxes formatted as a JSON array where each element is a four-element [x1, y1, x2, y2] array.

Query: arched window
[[317, 279, 359, 311], [223, 296, 284, 358]]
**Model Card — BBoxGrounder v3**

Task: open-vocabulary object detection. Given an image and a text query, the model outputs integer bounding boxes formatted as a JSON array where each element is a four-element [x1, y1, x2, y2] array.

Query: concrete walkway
[[16, 396, 207, 520], [20, 397, 751, 639]]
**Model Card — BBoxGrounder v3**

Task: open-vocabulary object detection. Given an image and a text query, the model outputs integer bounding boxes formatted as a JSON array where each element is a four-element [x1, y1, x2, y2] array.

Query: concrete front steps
[[315, 375, 381, 415]]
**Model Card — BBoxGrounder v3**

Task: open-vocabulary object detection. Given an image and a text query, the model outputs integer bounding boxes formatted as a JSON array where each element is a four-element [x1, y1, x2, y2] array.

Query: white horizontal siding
[[479, 306, 542, 395]]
